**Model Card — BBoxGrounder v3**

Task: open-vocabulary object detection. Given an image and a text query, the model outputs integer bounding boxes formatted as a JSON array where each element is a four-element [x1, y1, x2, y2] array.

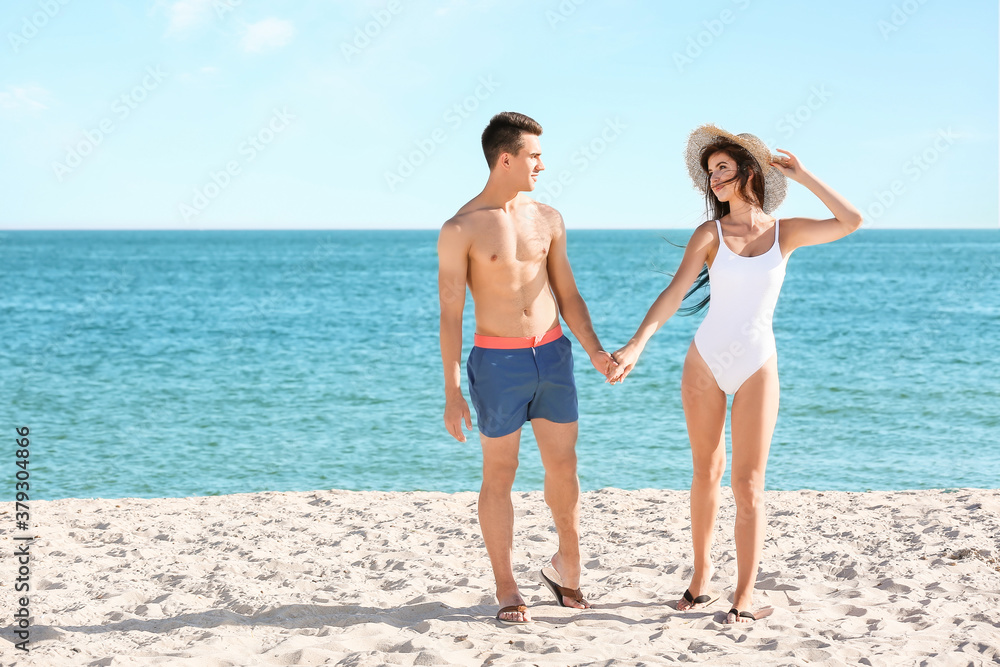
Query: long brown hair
[[677, 141, 767, 315]]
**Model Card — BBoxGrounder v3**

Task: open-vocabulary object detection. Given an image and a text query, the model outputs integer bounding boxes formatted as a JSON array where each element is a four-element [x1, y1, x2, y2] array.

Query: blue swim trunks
[[467, 329, 578, 438]]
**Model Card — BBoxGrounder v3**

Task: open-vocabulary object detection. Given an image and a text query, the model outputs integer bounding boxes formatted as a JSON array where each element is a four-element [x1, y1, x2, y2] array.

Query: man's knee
[[543, 447, 578, 478], [483, 458, 519, 489]]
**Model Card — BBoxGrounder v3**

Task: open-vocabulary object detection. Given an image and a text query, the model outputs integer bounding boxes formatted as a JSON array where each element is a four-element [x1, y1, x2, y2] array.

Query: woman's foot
[[724, 590, 755, 624], [725, 607, 756, 624], [676, 588, 720, 610], [675, 567, 716, 610]]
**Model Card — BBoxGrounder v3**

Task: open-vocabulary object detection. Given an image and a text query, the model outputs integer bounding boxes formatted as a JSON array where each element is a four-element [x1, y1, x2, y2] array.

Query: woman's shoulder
[[695, 219, 720, 235], [689, 220, 720, 247]]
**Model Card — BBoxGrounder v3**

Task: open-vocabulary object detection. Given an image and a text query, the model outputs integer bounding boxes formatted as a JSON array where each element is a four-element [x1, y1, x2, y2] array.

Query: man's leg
[[479, 428, 528, 622], [532, 418, 589, 609]]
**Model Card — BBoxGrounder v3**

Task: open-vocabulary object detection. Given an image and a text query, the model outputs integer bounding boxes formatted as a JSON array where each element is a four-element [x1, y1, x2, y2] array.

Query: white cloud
[[241, 18, 295, 53], [0, 85, 50, 111], [164, 0, 215, 37]]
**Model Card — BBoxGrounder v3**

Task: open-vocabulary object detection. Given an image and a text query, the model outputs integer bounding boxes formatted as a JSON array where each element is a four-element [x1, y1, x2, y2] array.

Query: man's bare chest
[[470, 227, 551, 268]]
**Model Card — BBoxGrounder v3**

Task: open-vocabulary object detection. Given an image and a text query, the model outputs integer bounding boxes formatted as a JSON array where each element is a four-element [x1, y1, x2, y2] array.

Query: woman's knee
[[692, 457, 726, 485], [731, 473, 765, 510]]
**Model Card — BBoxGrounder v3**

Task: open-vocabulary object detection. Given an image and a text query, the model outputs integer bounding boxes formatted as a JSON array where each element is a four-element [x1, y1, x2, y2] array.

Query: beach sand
[[2, 488, 999, 666]]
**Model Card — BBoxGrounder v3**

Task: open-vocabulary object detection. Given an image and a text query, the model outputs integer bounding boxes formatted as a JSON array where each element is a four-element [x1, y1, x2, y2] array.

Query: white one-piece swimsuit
[[693, 219, 788, 395]]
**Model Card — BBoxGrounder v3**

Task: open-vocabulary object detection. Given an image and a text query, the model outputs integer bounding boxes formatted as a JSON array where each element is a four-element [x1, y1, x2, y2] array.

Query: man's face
[[510, 133, 545, 191]]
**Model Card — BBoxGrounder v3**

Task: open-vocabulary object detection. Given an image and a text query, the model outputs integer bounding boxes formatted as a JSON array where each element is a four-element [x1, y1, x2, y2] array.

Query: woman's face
[[707, 151, 741, 204]]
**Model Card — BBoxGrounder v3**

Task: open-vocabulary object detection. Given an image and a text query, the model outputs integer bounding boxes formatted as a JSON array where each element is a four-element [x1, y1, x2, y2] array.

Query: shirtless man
[[437, 112, 616, 624]]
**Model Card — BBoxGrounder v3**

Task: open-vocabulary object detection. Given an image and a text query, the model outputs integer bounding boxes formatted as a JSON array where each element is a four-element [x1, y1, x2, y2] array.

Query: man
[[437, 111, 616, 624]]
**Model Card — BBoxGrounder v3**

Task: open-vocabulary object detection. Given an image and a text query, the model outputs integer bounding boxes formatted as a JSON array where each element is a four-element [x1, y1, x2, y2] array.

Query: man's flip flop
[[726, 607, 756, 623], [539, 567, 588, 608], [679, 588, 720, 609], [495, 604, 530, 625]]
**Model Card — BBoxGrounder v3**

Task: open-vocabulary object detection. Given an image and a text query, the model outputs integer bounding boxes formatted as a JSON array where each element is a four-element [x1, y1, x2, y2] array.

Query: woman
[[609, 124, 862, 623]]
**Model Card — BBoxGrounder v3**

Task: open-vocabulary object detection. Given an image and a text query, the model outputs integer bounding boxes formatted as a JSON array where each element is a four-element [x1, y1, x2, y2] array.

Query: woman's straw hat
[[685, 124, 786, 213]]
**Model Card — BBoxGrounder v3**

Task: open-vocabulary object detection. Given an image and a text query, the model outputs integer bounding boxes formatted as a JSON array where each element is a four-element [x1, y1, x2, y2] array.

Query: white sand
[[2, 488, 999, 666]]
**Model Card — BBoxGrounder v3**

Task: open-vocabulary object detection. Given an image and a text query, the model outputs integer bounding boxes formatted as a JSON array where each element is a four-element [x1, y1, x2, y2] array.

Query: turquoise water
[[2, 229, 998, 500]]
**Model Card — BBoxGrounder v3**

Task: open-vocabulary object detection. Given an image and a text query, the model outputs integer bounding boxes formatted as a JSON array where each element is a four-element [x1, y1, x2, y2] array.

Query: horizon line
[[0, 226, 997, 232]]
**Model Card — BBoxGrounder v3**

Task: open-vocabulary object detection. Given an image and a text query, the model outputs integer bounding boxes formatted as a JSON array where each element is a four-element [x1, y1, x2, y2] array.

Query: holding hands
[[590, 349, 619, 381], [607, 341, 641, 384], [589, 344, 642, 384]]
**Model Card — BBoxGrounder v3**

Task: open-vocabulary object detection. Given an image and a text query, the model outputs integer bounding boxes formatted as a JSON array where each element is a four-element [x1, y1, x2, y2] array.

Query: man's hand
[[590, 349, 619, 380], [444, 395, 473, 442]]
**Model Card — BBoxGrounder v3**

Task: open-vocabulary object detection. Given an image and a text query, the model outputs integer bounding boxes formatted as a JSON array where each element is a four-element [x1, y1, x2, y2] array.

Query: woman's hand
[[771, 149, 809, 183], [608, 342, 642, 384]]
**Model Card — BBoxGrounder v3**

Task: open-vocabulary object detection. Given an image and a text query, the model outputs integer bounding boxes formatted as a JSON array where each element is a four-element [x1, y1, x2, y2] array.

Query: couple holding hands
[[437, 112, 862, 625]]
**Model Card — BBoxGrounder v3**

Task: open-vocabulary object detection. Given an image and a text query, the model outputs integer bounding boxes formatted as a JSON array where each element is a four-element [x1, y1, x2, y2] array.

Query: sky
[[1, 0, 997, 230]]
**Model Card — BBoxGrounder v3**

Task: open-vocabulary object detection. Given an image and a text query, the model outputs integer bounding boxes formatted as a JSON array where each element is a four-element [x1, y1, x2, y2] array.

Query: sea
[[2, 229, 998, 501]]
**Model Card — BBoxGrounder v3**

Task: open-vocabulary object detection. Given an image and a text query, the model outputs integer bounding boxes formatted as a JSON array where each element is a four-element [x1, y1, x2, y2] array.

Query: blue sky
[[1, 0, 996, 229]]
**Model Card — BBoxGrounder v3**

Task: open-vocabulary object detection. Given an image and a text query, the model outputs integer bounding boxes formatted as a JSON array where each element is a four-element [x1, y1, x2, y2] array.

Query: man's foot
[[540, 557, 590, 609], [494, 589, 531, 625], [675, 567, 715, 611], [725, 607, 756, 624], [496, 603, 530, 625]]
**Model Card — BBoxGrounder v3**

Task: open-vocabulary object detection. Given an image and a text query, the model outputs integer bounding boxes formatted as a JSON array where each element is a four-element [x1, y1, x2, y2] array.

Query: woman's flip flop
[[679, 588, 720, 609], [726, 607, 756, 623]]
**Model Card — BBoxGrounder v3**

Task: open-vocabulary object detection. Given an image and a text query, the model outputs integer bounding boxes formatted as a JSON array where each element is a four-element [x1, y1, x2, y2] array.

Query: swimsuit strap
[[714, 220, 727, 255]]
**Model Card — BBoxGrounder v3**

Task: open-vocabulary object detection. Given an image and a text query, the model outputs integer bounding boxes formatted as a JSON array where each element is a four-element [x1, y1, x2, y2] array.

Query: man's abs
[[468, 266, 559, 338]]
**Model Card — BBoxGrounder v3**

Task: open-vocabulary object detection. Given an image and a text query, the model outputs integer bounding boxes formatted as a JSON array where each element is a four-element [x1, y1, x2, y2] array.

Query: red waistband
[[474, 325, 563, 350]]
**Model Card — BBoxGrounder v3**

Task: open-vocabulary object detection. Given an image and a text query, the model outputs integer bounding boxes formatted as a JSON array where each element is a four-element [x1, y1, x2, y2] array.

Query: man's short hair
[[481, 112, 543, 168]]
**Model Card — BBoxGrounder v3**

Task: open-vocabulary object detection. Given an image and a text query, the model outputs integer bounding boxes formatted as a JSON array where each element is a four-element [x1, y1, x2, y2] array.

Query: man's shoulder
[[444, 197, 493, 228], [442, 208, 475, 232], [439, 216, 470, 249], [440, 205, 493, 252], [519, 197, 564, 228]]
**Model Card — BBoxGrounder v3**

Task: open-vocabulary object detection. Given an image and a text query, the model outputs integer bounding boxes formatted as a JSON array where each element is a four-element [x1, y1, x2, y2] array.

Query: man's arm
[[437, 219, 473, 442], [544, 208, 616, 377]]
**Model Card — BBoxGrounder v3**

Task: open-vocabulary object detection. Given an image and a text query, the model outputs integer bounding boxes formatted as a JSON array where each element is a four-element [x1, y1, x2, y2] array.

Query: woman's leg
[[727, 353, 780, 622], [677, 341, 728, 610]]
